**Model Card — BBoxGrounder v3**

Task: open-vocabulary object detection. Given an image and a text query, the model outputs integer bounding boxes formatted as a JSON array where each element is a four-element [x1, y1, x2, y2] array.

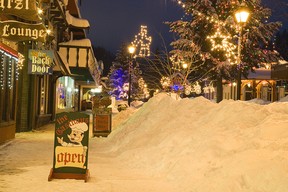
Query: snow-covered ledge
[[58, 38, 92, 47], [66, 10, 90, 28], [58, 39, 101, 85]]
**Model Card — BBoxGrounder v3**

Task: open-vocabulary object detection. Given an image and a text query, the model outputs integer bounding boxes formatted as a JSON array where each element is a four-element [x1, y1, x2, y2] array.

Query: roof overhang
[[53, 51, 71, 75], [271, 64, 288, 80]]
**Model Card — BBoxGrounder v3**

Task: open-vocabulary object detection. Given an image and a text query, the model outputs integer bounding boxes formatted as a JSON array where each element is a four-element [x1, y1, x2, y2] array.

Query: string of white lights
[[132, 25, 152, 57], [0, 50, 19, 89], [0, 51, 5, 90]]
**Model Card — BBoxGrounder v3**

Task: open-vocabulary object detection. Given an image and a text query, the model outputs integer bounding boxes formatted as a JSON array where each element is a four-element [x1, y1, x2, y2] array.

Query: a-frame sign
[[48, 112, 90, 182]]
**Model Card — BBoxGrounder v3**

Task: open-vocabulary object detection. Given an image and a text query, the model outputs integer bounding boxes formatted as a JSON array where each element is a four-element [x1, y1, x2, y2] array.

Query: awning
[[0, 42, 18, 57], [53, 51, 71, 75], [69, 67, 94, 82]]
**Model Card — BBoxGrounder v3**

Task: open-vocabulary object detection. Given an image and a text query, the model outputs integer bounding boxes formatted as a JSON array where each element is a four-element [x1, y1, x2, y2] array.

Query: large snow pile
[[247, 98, 271, 105], [95, 93, 288, 191], [1, 93, 288, 192], [279, 95, 288, 102]]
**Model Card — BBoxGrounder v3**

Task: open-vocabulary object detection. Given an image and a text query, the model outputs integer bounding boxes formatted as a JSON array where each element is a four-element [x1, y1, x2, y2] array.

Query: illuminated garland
[[0, 50, 19, 89], [8, 57, 12, 89], [132, 25, 152, 57], [0, 51, 4, 90]]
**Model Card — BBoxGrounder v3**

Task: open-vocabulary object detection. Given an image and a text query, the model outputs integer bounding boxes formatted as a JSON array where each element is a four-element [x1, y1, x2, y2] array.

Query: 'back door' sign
[[48, 112, 90, 182]]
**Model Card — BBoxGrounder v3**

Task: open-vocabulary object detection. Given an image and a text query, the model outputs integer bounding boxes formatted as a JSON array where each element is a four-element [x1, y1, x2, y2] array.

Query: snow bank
[[1, 93, 288, 192], [94, 93, 288, 191]]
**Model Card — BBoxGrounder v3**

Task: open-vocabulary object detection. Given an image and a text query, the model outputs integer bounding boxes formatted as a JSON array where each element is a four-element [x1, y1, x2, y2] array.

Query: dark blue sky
[[79, 0, 182, 53], [79, 0, 288, 54]]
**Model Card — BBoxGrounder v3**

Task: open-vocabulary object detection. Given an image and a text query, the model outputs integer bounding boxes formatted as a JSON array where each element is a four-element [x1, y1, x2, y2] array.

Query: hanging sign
[[0, 0, 40, 22], [28, 49, 54, 75], [48, 112, 90, 182], [0, 21, 46, 42]]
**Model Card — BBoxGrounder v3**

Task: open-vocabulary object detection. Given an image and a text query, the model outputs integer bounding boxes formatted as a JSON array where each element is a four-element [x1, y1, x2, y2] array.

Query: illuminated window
[[56, 76, 75, 111], [0, 51, 18, 123]]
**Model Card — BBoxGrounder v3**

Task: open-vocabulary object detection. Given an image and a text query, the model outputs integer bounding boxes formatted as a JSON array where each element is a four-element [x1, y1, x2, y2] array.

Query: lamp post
[[128, 45, 135, 106], [235, 3, 250, 100]]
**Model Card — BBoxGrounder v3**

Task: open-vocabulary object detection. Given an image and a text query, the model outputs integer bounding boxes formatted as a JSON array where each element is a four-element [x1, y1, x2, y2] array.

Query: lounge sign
[[28, 49, 54, 75], [0, 21, 46, 42], [0, 0, 40, 21], [48, 112, 90, 182]]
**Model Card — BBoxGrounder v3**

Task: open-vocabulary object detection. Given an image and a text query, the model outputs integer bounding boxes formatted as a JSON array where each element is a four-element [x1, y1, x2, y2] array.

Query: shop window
[[56, 76, 75, 111], [0, 51, 18, 123]]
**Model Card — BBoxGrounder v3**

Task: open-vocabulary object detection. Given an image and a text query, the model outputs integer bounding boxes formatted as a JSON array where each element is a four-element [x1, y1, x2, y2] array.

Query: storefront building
[[0, 0, 101, 144], [0, 41, 20, 142]]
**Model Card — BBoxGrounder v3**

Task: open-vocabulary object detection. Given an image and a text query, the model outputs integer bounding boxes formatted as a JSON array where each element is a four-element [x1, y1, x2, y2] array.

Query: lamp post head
[[235, 3, 250, 23], [128, 45, 136, 54]]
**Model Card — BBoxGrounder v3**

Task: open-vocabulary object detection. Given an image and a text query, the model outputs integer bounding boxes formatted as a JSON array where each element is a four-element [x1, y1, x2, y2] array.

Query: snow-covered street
[[1, 93, 288, 192]]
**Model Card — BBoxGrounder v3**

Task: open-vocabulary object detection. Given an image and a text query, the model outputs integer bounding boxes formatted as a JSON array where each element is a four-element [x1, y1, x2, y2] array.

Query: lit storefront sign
[[0, 0, 40, 21], [28, 49, 54, 75], [0, 21, 46, 42]]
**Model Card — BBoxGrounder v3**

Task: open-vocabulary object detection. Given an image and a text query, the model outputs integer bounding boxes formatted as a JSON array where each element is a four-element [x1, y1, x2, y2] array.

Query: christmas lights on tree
[[207, 27, 237, 64], [169, 0, 281, 85]]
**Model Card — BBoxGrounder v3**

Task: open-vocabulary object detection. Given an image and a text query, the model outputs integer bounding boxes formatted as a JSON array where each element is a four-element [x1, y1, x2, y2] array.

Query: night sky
[[79, 0, 288, 54]]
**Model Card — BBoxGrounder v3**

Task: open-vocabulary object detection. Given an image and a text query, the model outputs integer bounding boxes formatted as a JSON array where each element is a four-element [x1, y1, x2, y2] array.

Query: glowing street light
[[234, 3, 250, 100], [127, 45, 135, 106], [235, 4, 250, 24], [128, 45, 136, 55]]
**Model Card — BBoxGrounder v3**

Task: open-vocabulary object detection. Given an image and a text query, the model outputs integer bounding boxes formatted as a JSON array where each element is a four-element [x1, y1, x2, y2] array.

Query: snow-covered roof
[[245, 68, 271, 80], [58, 38, 92, 47], [65, 10, 90, 28], [279, 60, 288, 65]]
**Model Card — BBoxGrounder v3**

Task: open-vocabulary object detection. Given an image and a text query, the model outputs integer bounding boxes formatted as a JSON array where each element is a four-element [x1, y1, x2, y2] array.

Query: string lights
[[174, 1, 247, 65], [0, 51, 5, 90], [160, 77, 171, 89], [131, 25, 152, 57], [207, 28, 238, 64], [170, 54, 186, 71], [138, 77, 149, 98], [8, 57, 12, 89], [0, 49, 19, 89]]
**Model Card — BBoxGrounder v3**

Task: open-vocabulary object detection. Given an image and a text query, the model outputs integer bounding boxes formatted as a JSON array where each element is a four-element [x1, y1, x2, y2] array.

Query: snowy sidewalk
[[0, 122, 172, 192]]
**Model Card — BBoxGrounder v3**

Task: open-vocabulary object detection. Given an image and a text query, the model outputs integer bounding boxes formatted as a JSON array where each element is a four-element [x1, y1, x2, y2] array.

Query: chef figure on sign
[[57, 121, 88, 147]]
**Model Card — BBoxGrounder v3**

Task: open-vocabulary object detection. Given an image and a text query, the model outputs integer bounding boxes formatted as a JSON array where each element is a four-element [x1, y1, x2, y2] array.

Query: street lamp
[[128, 45, 135, 106], [234, 3, 250, 100]]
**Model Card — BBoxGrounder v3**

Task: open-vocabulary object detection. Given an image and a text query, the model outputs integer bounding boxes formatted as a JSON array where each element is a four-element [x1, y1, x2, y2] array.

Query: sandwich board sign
[[48, 112, 90, 182]]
